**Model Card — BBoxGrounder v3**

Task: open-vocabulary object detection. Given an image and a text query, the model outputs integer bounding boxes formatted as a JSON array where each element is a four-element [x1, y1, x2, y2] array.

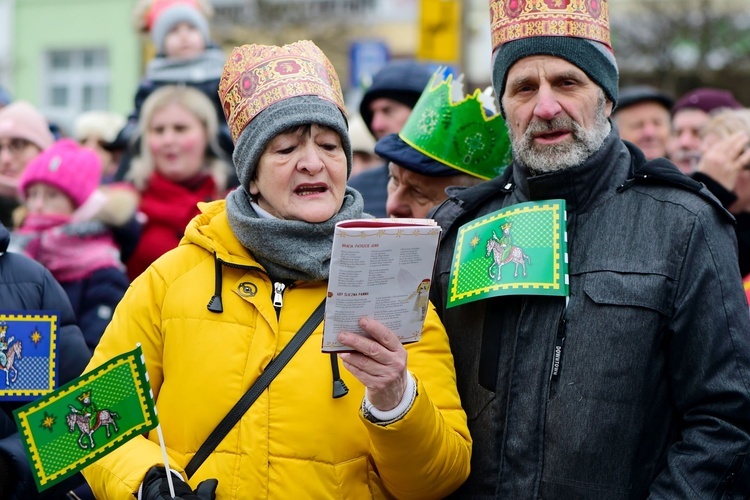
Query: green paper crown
[[399, 69, 512, 180]]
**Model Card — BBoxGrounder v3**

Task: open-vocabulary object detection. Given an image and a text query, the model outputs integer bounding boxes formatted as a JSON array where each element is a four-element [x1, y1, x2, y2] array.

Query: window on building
[[43, 48, 110, 134]]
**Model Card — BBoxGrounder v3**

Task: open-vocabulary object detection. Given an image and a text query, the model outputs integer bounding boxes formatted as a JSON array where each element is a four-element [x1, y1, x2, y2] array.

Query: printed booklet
[[322, 219, 442, 352]]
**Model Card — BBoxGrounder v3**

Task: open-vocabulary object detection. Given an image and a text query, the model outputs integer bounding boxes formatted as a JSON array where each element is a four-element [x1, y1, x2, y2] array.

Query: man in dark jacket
[[430, 2, 750, 498], [348, 60, 433, 217], [0, 222, 92, 499]]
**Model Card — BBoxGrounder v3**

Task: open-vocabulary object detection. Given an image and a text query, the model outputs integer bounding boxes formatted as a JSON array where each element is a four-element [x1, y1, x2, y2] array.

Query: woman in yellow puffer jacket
[[81, 40, 471, 500]]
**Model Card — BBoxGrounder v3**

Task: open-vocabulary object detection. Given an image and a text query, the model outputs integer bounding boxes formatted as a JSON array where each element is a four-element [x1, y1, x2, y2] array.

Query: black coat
[[61, 267, 129, 353], [0, 223, 91, 500]]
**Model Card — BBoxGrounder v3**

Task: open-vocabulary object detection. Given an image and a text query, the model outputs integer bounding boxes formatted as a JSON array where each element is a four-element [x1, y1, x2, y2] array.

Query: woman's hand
[[338, 317, 408, 411]]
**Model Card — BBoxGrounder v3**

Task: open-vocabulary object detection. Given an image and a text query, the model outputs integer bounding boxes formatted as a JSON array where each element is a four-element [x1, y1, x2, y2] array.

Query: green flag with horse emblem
[[447, 199, 568, 307], [13, 345, 158, 492]]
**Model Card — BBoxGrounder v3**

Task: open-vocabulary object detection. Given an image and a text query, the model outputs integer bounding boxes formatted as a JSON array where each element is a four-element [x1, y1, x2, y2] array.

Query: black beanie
[[359, 61, 433, 134], [492, 36, 619, 107]]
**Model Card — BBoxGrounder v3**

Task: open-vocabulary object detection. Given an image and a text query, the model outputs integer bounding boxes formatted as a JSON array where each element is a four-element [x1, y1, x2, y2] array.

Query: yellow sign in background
[[417, 0, 462, 64]]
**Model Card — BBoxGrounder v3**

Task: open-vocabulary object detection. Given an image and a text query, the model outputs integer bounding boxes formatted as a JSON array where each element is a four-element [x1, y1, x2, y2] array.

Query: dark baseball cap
[[374, 133, 457, 177], [614, 85, 673, 113]]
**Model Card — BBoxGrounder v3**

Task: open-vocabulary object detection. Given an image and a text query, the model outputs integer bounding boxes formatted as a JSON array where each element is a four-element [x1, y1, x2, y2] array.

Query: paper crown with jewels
[[398, 69, 511, 180], [218, 40, 347, 143], [489, 0, 612, 52]]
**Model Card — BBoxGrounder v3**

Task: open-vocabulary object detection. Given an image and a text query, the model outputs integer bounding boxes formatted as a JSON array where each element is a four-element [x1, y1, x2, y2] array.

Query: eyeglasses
[[0, 138, 35, 156]]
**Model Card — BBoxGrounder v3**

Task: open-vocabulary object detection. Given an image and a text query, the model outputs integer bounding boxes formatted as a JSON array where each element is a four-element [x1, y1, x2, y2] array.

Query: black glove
[[140, 466, 218, 500]]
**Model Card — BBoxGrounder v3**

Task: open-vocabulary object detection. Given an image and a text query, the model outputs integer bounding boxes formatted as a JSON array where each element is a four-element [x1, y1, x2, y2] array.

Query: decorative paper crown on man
[[491, 0, 618, 111]]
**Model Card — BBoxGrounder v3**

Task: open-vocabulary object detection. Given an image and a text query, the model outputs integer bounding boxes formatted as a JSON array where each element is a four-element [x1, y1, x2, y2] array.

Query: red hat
[[145, 0, 200, 31], [19, 139, 102, 208], [672, 88, 743, 116]]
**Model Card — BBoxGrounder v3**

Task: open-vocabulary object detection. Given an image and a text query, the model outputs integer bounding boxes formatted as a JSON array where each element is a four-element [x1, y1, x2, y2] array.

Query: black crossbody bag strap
[[185, 299, 326, 479]]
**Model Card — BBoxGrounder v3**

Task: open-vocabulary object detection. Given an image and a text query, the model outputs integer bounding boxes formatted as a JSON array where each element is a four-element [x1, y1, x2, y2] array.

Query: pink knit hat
[[19, 139, 102, 208], [0, 101, 55, 149]]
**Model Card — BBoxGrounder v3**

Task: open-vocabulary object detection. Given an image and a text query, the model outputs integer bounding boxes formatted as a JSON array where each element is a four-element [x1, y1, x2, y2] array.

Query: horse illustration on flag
[[0, 313, 58, 401], [486, 224, 531, 280]]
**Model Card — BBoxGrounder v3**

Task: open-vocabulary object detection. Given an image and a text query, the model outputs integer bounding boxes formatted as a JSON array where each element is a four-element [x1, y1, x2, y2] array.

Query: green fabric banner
[[447, 199, 568, 307], [13, 345, 157, 492]]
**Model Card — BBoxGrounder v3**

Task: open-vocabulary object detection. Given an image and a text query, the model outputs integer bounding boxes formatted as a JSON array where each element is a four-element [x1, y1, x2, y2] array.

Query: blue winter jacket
[[0, 223, 91, 500]]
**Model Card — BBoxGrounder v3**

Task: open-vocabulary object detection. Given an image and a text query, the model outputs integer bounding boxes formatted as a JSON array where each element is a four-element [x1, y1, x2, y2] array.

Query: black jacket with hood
[[0, 222, 91, 500]]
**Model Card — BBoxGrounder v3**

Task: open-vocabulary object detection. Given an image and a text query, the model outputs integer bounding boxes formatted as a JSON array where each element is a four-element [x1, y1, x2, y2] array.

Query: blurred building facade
[[1, 0, 746, 132], [2, 0, 141, 135]]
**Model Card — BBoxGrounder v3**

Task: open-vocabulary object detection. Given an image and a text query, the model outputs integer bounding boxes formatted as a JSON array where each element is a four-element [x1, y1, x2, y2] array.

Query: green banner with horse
[[447, 199, 568, 307], [13, 345, 157, 492]]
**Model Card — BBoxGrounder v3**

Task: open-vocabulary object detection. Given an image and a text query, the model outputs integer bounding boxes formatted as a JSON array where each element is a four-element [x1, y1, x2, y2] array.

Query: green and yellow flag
[[13, 345, 158, 492], [448, 199, 568, 307]]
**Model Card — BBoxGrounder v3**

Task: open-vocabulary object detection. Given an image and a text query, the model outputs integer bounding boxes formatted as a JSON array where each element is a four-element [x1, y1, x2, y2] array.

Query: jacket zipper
[[273, 282, 286, 317], [548, 313, 566, 400]]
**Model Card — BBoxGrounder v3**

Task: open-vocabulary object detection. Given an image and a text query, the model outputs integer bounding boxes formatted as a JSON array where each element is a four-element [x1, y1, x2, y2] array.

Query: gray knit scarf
[[225, 185, 366, 282]]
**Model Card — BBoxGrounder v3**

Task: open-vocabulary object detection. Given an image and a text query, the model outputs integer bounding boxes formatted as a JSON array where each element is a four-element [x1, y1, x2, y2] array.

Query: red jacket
[[126, 172, 220, 281]]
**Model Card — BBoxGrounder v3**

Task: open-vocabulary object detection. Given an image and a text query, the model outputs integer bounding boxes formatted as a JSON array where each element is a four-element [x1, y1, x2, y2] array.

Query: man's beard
[[509, 93, 611, 175]]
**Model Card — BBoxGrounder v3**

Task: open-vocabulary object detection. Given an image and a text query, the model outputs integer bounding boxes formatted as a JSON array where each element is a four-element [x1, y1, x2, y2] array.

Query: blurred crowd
[[0, 0, 749, 498]]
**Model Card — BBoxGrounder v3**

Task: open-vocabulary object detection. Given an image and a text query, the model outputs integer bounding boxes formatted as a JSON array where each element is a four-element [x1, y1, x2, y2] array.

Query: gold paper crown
[[219, 40, 347, 143], [77, 390, 92, 402], [490, 0, 611, 52], [0, 323, 6, 336], [501, 222, 512, 230]]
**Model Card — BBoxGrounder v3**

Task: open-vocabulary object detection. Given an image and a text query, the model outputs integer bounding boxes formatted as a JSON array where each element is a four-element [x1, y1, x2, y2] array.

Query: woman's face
[[0, 137, 42, 179], [250, 124, 347, 222], [80, 135, 118, 179], [147, 102, 208, 183]]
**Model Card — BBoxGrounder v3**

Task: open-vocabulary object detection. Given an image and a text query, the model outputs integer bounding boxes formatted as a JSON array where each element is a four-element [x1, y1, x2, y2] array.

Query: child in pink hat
[[10, 139, 129, 352]]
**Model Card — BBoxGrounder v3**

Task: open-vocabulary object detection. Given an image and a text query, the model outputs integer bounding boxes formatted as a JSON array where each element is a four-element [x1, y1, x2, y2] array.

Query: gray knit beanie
[[232, 95, 352, 190], [492, 36, 619, 108], [151, 4, 210, 55]]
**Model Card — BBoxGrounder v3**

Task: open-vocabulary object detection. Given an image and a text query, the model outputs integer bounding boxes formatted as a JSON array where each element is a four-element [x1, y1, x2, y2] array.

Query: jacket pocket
[[573, 270, 672, 404], [583, 270, 672, 315]]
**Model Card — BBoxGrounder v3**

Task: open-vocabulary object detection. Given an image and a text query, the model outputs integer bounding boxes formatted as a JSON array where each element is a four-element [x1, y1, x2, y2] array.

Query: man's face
[[368, 98, 413, 140], [501, 56, 612, 174], [613, 101, 671, 160], [667, 108, 710, 174], [386, 163, 465, 218]]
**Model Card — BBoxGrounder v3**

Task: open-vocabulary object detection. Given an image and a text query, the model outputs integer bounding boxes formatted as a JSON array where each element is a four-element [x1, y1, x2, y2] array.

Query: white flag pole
[[155, 423, 176, 498], [137, 343, 176, 498]]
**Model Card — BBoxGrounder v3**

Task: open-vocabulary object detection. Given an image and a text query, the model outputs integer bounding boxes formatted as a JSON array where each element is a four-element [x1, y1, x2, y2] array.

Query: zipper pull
[[548, 313, 567, 400], [550, 317, 566, 381], [273, 282, 286, 308]]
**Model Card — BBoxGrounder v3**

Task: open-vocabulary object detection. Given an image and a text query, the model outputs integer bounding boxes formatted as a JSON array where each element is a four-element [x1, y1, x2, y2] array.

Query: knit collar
[[225, 185, 365, 282]]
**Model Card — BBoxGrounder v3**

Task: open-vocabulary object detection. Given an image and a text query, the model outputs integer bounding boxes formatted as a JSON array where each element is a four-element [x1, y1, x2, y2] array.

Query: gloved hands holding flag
[[140, 466, 218, 500]]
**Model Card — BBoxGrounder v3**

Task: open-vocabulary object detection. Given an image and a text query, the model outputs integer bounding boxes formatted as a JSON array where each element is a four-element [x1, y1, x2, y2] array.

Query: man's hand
[[140, 466, 218, 500], [338, 317, 408, 411], [697, 131, 750, 191]]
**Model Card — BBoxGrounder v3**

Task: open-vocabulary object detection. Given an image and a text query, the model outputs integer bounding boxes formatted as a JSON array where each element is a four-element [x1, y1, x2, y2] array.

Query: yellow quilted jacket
[[82, 200, 471, 499]]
